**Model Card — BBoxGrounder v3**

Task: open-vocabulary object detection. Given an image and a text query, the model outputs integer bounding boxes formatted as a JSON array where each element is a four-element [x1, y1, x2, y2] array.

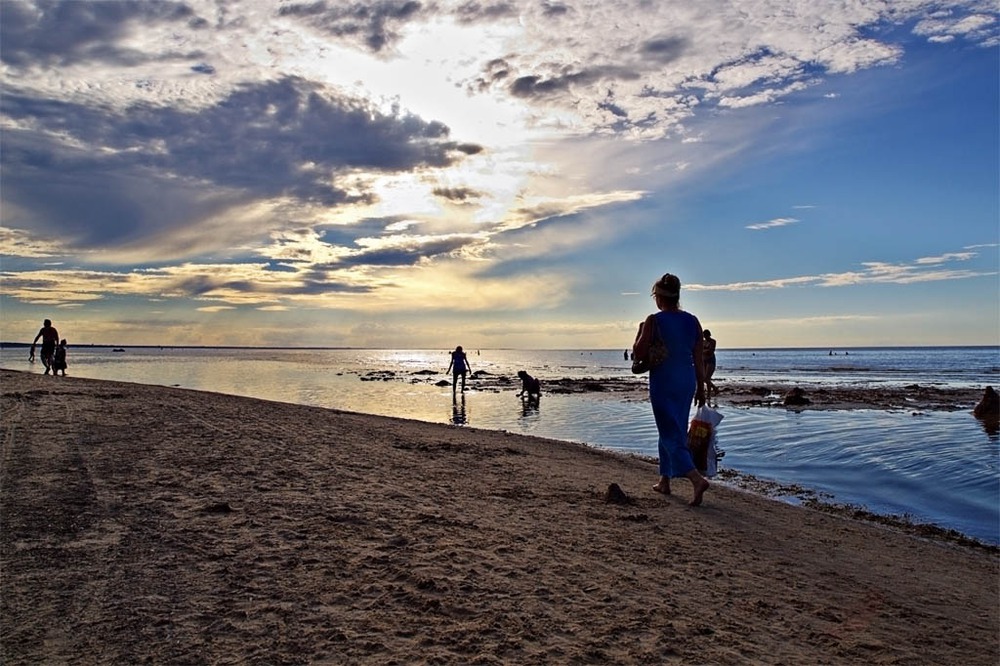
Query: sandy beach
[[2, 369, 997, 665]]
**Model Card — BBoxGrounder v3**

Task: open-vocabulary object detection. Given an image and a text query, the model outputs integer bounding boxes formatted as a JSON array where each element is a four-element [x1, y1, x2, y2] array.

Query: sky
[[1, 0, 998, 350]]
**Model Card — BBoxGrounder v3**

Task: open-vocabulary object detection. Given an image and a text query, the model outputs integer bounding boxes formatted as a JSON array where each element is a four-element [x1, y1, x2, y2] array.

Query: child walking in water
[[52, 339, 68, 376]]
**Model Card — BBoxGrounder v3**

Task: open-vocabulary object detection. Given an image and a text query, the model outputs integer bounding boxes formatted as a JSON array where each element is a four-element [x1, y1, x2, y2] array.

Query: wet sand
[[2, 369, 997, 665]]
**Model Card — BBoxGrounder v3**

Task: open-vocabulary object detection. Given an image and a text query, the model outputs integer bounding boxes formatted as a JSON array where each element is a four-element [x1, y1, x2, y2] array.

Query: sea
[[2, 345, 998, 545]]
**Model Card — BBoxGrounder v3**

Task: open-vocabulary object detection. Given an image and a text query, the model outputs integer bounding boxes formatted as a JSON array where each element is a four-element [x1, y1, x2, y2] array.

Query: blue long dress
[[648, 310, 700, 478]]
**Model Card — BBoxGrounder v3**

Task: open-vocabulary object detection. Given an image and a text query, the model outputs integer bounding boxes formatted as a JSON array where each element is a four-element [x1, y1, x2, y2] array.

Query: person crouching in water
[[516, 370, 541, 403]]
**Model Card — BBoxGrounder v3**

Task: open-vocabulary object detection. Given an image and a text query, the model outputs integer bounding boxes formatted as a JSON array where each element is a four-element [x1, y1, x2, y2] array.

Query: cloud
[[1, 76, 481, 259], [1, 0, 996, 335], [432, 186, 483, 203], [914, 251, 978, 265], [457, 1, 997, 137], [278, 0, 424, 53], [0, 0, 205, 69], [914, 9, 998, 45], [746, 217, 799, 231], [334, 233, 482, 267], [689, 247, 996, 291]]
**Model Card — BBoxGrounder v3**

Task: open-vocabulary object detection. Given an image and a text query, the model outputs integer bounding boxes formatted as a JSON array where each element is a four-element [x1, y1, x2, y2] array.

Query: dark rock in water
[[583, 382, 606, 392], [783, 387, 811, 406], [434, 380, 451, 387], [973, 386, 999, 417], [604, 483, 631, 504], [361, 370, 397, 382]]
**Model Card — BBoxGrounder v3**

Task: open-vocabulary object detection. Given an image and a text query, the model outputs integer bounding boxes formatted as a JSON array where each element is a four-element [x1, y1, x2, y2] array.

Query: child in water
[[52, 339, 68, 376]]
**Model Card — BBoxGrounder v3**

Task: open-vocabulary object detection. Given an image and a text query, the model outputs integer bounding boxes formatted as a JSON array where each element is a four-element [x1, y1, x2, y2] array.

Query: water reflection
[[519, 394, 540, 418], [975, 414, 999, 440], [451, 393, 467, 425]]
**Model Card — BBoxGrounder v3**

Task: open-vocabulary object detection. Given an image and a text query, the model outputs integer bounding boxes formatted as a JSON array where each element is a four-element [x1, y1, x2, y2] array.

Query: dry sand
[[2, 369, 997, 665]]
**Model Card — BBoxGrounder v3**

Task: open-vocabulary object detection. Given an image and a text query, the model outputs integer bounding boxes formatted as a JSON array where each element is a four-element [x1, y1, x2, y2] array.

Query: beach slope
[[2, 370, 997, 665]]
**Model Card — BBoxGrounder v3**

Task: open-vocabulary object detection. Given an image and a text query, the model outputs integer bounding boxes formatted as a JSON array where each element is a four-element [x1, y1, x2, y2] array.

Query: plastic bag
[[687, 405, 723, 476]]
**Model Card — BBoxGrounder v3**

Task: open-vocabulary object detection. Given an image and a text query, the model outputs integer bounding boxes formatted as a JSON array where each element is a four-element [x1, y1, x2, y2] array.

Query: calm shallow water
[[3, 345, 998, 544]]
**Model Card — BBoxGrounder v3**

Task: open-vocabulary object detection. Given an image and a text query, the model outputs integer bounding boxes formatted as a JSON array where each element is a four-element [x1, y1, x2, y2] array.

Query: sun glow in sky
[[1, 0, 997, 349]]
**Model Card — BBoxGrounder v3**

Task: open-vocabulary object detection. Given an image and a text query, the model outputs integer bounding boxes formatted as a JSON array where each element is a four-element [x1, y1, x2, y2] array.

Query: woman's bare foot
[[652, 480, 671, 495], [689, 477, 709, 506]]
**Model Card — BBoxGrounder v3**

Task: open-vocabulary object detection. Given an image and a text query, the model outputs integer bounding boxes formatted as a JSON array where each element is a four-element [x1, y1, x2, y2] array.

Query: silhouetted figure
[[30, 319, 60, 375], [447, 346, 471, 393], [516, 370, 541, 402], [703, 329, 717, 396], [52, 339, 68, 376]]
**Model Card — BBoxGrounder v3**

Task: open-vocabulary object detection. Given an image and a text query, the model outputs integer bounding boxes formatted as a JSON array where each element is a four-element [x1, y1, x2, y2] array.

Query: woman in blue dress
[[633, 273, 710, 506]]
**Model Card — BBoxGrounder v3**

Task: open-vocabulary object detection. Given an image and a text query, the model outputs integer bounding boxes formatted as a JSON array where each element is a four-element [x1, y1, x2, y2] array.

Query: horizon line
[[2, 343, 997, 352]]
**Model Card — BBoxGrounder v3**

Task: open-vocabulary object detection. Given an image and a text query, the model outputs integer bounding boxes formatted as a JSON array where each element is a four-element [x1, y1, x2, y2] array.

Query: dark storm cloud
[[278, 0, 424, 52], [1, 77, 482, 251], [0, 0, 206, 68]]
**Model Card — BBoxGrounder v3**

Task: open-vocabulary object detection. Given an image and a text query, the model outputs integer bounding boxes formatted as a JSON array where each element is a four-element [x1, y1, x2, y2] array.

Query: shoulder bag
[[631, 317, 668, 374]]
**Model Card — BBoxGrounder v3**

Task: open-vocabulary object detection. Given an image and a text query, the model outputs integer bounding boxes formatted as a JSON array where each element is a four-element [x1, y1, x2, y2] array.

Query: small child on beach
[[52, 339, 68, 376]]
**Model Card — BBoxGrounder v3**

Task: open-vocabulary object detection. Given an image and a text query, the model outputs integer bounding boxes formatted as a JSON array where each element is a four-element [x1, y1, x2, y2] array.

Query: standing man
[[702, 329, 718, 397], [30, 319, 60, 375]]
